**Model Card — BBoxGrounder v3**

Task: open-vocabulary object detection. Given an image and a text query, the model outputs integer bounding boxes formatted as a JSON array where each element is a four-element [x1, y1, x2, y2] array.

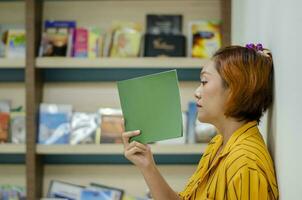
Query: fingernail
[[136, 130, 140, 133]]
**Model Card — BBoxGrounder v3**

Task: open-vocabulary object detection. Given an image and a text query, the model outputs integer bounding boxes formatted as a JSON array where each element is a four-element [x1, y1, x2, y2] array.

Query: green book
[[117, 70, 183, 144]]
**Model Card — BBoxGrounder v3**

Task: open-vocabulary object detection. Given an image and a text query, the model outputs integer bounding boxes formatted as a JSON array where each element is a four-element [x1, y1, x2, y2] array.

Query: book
[[70, 112, 98, 145], [156, 112, 187, 144], [110, 22, 142, 57], [0, 24, 24, 57], [117, 70, 183, 144], [146, 14, 182, 35], [96, 108, 124, 144], [188, 20, 221, 58], [73, 28, 88, 57], [0, 100, 11, 143], [39, 20, 76, 57], [144, 34, 186, 57], [88, 27, 102, 58], [5, 29, 26, 58], [10, 112, 26, 144], [81, 189, 114, 200], [186, 101, 197, 144], [88, 183, 124, 200], [38, 103, 72, 144], [47, 180, 83, 200], [0, 184, 26, 200]]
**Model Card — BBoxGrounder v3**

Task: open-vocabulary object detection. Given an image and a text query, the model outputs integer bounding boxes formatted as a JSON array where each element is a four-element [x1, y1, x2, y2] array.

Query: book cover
[[88, 183, 124, 200], [144, 34, 186, 57], [47, 180, 83, 200], [188, 20, 221, 58], [186, 101, 197, 144], [81, 189, 113, 200], [96, 108, 124, 144], [0, 113, 9, 143], [117, 70, 183, 144], [110, 22, 142, 57], [38, 103, 72, 144], [88, 28, 102, 59], [156, 112, 187, 144], [70, 112, 98, 145], [0, 24, 24, 57], [0, 100, 11, 143], [10, 112, 26, 144], [146, 14, 182, 35], [5, 29, 26, 58], [73, 28, 88, 57], [39, 20, 76, 57]]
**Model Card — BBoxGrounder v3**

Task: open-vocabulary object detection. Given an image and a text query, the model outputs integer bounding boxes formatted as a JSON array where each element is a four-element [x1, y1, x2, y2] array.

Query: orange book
[[0, 113, 10, 142]]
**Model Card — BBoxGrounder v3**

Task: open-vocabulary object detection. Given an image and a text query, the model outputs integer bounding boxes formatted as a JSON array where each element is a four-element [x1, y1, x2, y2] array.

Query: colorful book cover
[[38, 104, 72, 144], [47, 180, 83, 200], [188, 20, 221, 58], [97, 108, 124, 144], [110, 22, 142, 57], [73, 28, 88, 57], [70, 112, 98, 145], [146, 14, 183, 35], [0, 100, 11, 143], [186, 101, 197, 144], [117, 70, 183, 144], [10, 112, 26, 144], [39, 20, 76, 57], [0, 24, 24, 57], [81, 189, 113, 200], [0, 113, 9, 143], [88, 28, 102, 58], [5, 29, 26, 58], [89, 183, 124, 200]]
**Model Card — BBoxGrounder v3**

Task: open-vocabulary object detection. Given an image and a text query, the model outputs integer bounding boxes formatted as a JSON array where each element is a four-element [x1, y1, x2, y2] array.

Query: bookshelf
[[0, 58, 25, 68], [36, 144, 206, 155], [36, 57, 207, 69], [0, 0, 26, 193], [0, 144, 25, 154], [0, 0, 233, 199]]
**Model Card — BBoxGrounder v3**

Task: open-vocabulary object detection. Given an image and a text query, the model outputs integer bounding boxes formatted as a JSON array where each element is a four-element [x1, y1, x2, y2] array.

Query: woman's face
[[194, 60, 229, 124]]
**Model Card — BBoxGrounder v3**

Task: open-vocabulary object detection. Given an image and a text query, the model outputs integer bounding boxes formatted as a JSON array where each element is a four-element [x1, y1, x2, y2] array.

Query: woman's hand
[[122, 130, 155, 171]]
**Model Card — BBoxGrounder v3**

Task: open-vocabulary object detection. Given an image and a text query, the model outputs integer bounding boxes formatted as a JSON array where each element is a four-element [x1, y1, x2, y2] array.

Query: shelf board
[[0, 58, 25, 68], [36, 57, 207, 69], [36, 144, 206, 155], [0, 144, 25, 154]]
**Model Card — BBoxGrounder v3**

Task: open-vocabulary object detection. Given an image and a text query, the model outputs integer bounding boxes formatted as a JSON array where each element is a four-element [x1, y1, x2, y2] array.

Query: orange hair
[[213, 45, 273, 122]]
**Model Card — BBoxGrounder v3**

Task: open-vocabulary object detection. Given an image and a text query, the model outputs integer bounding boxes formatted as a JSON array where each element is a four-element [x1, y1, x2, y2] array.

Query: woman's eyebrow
[[200, 71, 212, 76]]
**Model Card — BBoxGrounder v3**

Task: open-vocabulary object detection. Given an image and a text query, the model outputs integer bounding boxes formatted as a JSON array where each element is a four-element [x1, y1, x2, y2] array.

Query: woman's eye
[[201, 80, 208, 85]]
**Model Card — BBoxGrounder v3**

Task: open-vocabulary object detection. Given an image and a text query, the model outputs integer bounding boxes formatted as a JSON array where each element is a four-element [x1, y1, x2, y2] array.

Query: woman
[[122, 44, 279, 200]]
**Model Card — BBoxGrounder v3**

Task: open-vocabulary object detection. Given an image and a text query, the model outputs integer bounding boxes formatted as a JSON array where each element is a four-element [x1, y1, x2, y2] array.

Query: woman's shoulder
[[223, 132, 275, 177]]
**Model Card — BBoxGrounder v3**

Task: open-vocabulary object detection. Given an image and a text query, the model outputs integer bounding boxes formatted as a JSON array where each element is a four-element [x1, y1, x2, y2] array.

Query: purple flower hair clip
[[245, 43, 264, 51], [245, 43, 271, 59]]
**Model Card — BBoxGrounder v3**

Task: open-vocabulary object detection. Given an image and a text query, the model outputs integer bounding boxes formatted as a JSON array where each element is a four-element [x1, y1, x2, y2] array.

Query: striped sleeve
[[227, 165, 270, 200]]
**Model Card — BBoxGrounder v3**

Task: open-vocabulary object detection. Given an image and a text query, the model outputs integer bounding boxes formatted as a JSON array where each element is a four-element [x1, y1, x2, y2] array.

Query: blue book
[[186, 101, 197, 143], [38, 104, 72, 144], [81, 189, 113, 200], [44, 20, 76, 29]]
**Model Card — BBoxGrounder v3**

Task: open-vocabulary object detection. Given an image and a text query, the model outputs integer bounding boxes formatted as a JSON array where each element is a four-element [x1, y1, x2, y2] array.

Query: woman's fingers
[[122, 130, 140, 146], [126, 141, 148, 151], [125, 145, 146, 157]]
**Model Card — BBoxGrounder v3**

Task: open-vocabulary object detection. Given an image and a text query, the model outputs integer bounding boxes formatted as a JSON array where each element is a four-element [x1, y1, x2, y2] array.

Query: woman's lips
[[196, 103, 202, 108]]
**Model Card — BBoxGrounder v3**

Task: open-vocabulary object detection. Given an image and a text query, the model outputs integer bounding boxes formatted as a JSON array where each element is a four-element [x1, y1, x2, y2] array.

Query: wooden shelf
[[36, 144, 206, 155], [0, 58, 25, 68], [36, 57, 207, 69], [0, 144, 25, 154]]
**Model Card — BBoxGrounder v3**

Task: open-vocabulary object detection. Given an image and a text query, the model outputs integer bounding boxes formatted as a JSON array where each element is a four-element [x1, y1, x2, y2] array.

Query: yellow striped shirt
[[179, 121, 279, 200]]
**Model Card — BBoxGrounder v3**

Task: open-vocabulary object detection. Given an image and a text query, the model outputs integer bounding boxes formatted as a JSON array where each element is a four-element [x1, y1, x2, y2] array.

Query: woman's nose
[[194, 87, 201, 99]]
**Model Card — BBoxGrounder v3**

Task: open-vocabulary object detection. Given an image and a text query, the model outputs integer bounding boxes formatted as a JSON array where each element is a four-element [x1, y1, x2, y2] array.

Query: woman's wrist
[[139, 161, 157, 175]]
